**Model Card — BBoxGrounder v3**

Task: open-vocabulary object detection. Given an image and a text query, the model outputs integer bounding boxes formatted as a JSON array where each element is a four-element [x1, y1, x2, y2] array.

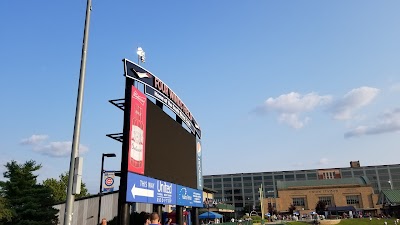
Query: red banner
[[128, 86, 147, 174]]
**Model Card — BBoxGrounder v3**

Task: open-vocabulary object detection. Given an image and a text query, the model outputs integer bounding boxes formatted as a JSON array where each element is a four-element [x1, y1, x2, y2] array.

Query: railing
[[219, 221, 253, 225]]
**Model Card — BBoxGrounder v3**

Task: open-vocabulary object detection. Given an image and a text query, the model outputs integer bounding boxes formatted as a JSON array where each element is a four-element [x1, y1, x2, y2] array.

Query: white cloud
[[33, 141, 89, 157], [20, 134, 49, 145], [255, 92, 331, 129], [278, 114, 310, 129], [330, 87, 380, 120], [317, 158, 329, 165], [345, 108, 400, 138], [20, 135, 89, 157], [263, 92, 332, 113]]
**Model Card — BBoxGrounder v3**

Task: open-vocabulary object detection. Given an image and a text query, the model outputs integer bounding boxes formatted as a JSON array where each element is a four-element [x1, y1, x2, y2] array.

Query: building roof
[[203, 163, 400, 177], [276, 176, 371, 190], [377, 189, 400, 205]]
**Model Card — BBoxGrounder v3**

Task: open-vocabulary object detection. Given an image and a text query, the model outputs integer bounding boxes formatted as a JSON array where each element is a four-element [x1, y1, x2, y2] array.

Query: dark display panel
[[145, 99, 197, 189]]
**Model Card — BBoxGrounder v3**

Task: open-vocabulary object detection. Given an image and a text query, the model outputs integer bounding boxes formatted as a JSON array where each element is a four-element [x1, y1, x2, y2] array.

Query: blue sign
[[176, 185, 203, 207], [126, 172, 177, 205], [148, 177, 176, 205], [126, 172, 150, 203]]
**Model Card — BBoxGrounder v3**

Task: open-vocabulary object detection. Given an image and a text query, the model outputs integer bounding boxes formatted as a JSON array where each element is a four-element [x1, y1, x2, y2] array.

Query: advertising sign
[[176, 185, 203, 207], [103, 171, 115, 192], [126, 172, 177, 205], [196, 138, 203, 190], [128, 86, 147, 175], [126, 172, 149, 203], [123, 59, 201, 139], [147, 177, 177, 205]]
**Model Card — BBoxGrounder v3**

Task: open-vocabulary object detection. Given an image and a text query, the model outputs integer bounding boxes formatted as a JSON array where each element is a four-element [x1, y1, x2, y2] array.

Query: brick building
[[263, 176, 380, 215]]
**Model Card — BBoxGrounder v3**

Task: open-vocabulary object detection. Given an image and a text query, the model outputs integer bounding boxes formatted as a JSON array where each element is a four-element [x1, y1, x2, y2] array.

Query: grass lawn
[[338, 218, 397, 225], [285, 218, 399, 225]]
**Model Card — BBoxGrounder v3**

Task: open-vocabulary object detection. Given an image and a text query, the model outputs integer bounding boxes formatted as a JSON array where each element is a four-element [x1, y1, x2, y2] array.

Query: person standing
[[165, 218, 172, 225], [150, 212, 160, 225]]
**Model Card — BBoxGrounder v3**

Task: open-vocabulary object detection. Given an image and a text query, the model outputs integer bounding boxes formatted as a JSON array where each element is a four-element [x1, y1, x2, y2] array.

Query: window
[[214, 178, 222, 183], [243, 182, 253, 187], [213, 184, 222, 188], [346, 195, 360, 207], [243, 176, 252, 181], [233, 182, 242, 187], [223, 177, 231, 182], [235, 203, 243, 208], [378, 169, 389, 176], [204, 184, 213, 188], [307, 173, 317, 180], [366, 170, 377, 175], [285, 174, 295, 181], [234, 196, 243, 201], [224, 190, 232, 195], [243, 189, 253, 193], [233, 189, 242, 194], [263, 175, 272, 181], [323, 172, 335, 179], [253, 176, 262, 181], [264, 181, 273, 185], [390, 168, 400, 174], [353, 170, 364, 176], [233, 177, 242, 182], [319, 196, 333, 206], [274, 175, 283, 180], [223, 182, 232, 187], [341, 171, 352, 178], [296, 174, 306, 180], [293, 198, 305, 206]]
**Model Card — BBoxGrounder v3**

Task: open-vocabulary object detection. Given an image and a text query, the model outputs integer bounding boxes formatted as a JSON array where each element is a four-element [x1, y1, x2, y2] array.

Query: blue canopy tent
[[199, 212, 223, 219]]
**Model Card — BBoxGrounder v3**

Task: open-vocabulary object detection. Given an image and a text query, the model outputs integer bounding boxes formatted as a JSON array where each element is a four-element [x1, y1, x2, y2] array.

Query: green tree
[[267, 203, 277, 215], [288, 204, 296, 214], [1, 160, 58, 225], [0, 196, 12, 222], [315, 200, 326, 215], [43, 172, 89, 202]]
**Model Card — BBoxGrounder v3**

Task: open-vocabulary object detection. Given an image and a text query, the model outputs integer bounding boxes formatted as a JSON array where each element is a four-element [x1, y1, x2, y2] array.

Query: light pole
[[259, 184, 265, 224], [64, 0, 92, 224], [388, 180, 393, 190], [97, 153, 116, 225], [136, 47, 145, 64]]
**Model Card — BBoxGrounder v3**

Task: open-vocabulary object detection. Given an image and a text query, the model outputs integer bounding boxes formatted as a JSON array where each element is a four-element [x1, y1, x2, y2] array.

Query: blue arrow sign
[[176, 185, 203, 207], [126, 172, 153, 203], [126, 172, 176, 205]]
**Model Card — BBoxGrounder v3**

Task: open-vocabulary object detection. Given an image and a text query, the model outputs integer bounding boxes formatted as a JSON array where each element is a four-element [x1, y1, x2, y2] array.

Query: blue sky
[[1, 1, 400, 194]]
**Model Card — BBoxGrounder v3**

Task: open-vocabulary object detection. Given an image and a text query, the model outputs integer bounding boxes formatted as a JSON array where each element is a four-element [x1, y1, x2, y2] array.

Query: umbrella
[[199, 212, 223, 219]]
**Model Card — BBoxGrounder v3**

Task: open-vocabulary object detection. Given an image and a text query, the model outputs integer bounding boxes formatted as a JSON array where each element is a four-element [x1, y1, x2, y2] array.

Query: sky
[[1, 1, 400, 194]]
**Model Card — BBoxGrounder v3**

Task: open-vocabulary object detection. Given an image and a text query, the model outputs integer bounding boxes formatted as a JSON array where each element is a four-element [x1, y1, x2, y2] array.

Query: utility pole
[[64, 0, 92, 224]]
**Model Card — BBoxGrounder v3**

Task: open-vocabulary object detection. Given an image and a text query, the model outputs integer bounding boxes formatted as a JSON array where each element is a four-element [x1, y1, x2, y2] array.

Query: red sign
[[128, 86, 147, 174]]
